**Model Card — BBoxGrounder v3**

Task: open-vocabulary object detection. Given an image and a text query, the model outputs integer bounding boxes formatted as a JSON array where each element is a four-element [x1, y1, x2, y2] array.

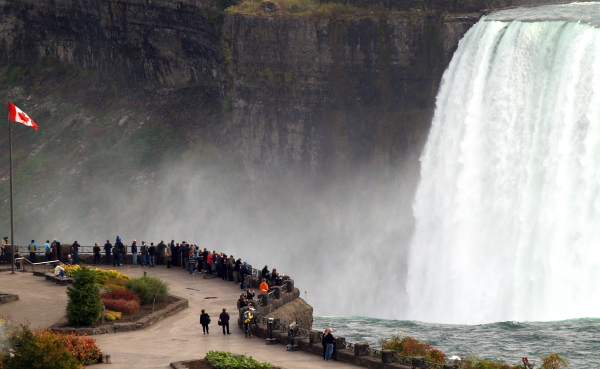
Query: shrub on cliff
[[125, 275, 169, 305], [379, 335, 446, 364], [66, 266, 104, 326]]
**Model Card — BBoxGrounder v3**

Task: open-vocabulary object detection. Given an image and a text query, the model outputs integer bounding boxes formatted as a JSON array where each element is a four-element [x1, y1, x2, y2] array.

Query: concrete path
[[0, 264, 352, 369]]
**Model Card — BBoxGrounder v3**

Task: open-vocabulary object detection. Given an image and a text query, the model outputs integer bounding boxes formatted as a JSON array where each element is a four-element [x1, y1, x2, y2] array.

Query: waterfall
[[407, 3, 600, 324]]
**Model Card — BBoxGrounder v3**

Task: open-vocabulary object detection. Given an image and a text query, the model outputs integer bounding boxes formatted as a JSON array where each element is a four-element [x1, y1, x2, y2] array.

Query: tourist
[[172, 242, 179, 267], [104, 240, 112, 264], [261, 265, 270, 281], [43, 240, 52, 262], [200, 309, 211, 334], [240, 262, 250, 289], [323, 328, 335, 361], [131, 240, 138, 265], [188, 246, 197, 275], [181, 242, 189, 269], [271, 268, 279, 285], [54, 262, 66, 277], [0, 236, 7, 263], [54, 239, 62, 262], [93, 242, 101, 265], [157, 240, 166, 265], [140, 241, 148, 267], [219, 308, 231, 335], [211, 251, 217, 276], [202, 248, 209, 273], [245, 289, 255, 300], [148, 242, 156, 267], [112, 243, 120, 267], [227, 255, 235, 281], [115, 238, 124, 266], [71, 240, 80, 265], [166, 241, 172, 268], [234, 258, 241, 283], [28, 240, 37, 263], [259, 279, 269, 293], [243, 308, 254, 338], [237, 294, 248, 309], [51, 240, 58, 261]]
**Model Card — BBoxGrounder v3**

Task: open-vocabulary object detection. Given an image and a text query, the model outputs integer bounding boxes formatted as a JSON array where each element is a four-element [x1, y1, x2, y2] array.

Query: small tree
[[66, 266, 103, 326], [540, 354, 568, 369]]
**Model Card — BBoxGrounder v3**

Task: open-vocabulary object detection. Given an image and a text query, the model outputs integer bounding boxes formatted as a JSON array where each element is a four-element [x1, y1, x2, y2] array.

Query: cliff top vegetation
[[225, 0, 426, 18]]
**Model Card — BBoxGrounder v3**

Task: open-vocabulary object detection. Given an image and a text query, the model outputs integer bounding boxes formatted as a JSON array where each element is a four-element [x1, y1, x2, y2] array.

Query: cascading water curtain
[[407, 11, 600, 324]]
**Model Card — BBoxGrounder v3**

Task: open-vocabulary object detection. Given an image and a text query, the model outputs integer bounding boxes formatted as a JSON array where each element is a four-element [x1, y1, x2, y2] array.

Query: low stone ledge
[[0, 293, 19, 304], [51, 294, 188, 335]]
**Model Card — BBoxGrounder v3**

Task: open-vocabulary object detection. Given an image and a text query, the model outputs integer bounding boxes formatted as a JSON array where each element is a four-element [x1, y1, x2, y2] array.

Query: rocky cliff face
[[223, 13, 475, 178]]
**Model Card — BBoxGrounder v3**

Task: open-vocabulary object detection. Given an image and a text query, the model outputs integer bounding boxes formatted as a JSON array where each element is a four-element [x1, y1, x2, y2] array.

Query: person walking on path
[[219, 308, 231, 335], [93, 242, 101, 265], [28, 240, 37, 263], [44, 240, 52, 262], [131, 240, 138, 265], [200, 309, 211, 334]]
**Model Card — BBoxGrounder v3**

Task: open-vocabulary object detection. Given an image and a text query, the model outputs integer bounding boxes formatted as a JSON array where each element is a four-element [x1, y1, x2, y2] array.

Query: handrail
[[14, 258, 60, 273]]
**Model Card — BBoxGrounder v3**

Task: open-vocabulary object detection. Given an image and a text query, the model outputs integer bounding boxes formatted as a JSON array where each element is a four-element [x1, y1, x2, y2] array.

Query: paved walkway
[[0, 264, 353, 369]]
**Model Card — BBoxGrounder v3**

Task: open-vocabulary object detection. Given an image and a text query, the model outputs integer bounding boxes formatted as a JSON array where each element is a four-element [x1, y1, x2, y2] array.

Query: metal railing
[[14, 258, 60, 273]]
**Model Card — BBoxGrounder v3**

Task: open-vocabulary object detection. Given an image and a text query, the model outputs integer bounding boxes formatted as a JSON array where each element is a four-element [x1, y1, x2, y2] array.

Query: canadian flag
[[8, 102, 38, 131]]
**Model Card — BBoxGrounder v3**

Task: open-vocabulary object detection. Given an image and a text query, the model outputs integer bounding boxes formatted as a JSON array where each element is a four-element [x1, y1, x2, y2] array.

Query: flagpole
[[8, 101, 15, 274]]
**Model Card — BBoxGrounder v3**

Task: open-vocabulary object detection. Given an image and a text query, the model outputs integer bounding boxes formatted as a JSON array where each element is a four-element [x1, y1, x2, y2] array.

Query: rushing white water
[[407, 3, 600, 324]]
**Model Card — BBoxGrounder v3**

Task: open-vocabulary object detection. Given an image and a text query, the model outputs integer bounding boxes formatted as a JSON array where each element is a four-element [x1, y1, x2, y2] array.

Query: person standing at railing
[[188, 245, 197, 275], [1, 236, 8, 263], [165, 241, 172, 268], [72, 241, 80, 265], [28, 240, 38, 263], [323, 328, 335, 361], [44, 240, 52, 262], [93, 243, 101, 265], [115, 237, 124, 266], [240, 262, 250, 290], [148, 242, 156, 267], [104, 240, 112, 265], [259, 279, 269, 293], [234, 258, 241, 284], [131, 240, 138, 265], [112, 243, 120, 267], [140, 241, 148, 267], [157, 240, 166, 265]]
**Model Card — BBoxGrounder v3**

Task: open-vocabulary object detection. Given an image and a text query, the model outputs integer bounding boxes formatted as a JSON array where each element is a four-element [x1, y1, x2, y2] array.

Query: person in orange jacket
[[259, 279, 269, 293]]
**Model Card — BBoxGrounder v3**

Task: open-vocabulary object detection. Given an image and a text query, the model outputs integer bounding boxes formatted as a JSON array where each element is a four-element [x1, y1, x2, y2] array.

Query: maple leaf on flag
[[8, 101, 38, 130]]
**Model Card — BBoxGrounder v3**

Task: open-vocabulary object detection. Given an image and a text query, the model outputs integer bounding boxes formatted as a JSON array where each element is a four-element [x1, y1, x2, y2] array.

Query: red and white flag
[[8, 101, 38, 131]]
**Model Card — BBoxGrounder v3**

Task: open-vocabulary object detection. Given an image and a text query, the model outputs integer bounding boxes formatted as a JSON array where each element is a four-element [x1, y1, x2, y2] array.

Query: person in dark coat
[[93, 243, 101, 265], [200, 309, 211, 334], [104, 240, 112, 264], [323, 328, 335, 361], [71, 241, 80, 265], [55, 239, 62, 263], [112, 244, 120, 267], [219, 308, 231, 335]]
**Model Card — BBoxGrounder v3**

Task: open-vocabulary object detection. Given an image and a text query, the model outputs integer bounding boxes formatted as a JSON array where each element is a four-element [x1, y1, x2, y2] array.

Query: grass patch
[[225, 0, 420, 18]]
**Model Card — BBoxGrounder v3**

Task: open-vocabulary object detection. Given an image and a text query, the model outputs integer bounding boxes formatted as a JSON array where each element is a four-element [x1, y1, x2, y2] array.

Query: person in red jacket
[[259, 279, 269, 293]]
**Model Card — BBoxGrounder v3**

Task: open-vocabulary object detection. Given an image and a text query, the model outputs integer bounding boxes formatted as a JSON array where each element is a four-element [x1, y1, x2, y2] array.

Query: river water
[[314, 316, 600, 368]]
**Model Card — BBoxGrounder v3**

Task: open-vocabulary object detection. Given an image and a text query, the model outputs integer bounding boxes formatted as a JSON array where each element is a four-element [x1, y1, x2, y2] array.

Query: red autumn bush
[[101, 298, 140, 315], [101, 289, 140, 302]]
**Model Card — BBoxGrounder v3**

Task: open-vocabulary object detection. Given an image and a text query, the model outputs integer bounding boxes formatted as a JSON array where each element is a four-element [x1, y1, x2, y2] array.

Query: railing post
[[284, 279, 294, 293], [355, 342, 369, 356], [309, 330, 322, 344], [382, 350, 395, 363], [271, 285, 282, 299], [259, 292, 269, 306], [412, 357, 427, 369]]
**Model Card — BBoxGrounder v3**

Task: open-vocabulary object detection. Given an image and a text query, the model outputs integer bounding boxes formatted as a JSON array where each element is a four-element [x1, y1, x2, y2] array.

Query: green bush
[[66, 266, 104, 326], [0, 325, 80, 369], [125, 275, 169, 305], [205, 351, 270, 369]]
